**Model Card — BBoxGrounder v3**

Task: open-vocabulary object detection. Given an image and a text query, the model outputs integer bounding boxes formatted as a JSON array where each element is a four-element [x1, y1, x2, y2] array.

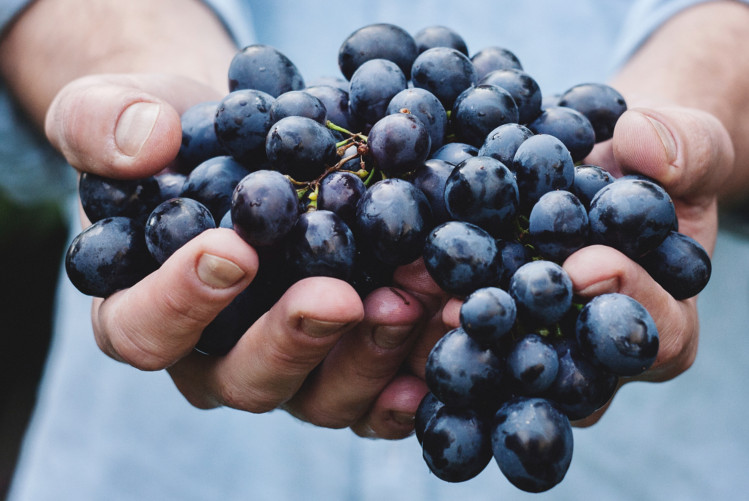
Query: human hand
[[47, 73, 434, 439]]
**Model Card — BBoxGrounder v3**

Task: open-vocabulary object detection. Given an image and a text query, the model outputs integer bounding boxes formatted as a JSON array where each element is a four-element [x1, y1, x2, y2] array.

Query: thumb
[[44, 73, 222, 179]]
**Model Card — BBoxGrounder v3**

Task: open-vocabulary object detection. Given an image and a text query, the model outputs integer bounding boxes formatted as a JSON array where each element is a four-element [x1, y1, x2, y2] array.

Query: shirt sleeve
[[197, 0, 257, 48], [611, 0, 749, 70], [0, 0, 33, 35]]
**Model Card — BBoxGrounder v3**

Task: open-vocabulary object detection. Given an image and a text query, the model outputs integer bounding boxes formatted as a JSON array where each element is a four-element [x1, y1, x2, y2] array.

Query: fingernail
[[115, 102, 160, 157], [576, 277, 620, 298], [372, 325, 413, 349], [301, 318, 351, 338], [197, 253, 245, 289], [390, 411, 415, 426], [645, 115, 677, 163]]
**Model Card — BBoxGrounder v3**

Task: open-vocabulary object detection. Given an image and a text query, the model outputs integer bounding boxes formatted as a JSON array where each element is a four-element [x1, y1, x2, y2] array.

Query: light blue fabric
[[6, 1, 749, 500]]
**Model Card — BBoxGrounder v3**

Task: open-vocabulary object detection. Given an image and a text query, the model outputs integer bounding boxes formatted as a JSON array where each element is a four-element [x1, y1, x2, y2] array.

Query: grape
[[387, 88, 448, 152], [228, 44, 304, 97], [451, 84, 520, 147], [430, 142, 478, 165], [509, 260, 573, 327], [425, 327, 505, 409], [231, 170, 299, 248], [155, 173, 186, 202], [366, 112, 431, 177], [512, 133, 574, 209], [444, 155, 519, 237], [588, 177, 676, 258], [177, 100, 225, 171], [528, 190, 589, 262], [338, 23, 418, 80], [423, 221, 501, 297], [558, 83, 627, 142], [421, 406, 492, 483], [492, 397, 573, 493], [470, 46, 523, 81], [304, 85, 355, 132], [496, 238, 531, 290], [576, 293, 659, 376], [478, 122, 533, 168], [410, 158, 454, 224], [411, 47, 477, 108], [65, 217, 156, 298], [284, 210, 357, 283], [414, 25, 468, 55], [317, 170, 366, 228], [415, 392, 444, 445], [479, 68, 543, 125], [529, 106, 596, 162], [459, 287, 517, 348], [214, 89, 275, 166], [637, 230, 712, 299], [78, 172, 161, 224], [180, 156, 251, 224], [348, 58, 407, 125], [571, 164, 615, 209], [506, 334, 559, 395], [269, 90, 327, 124], [265, 116, 338, 181], [353, 178, 433, 267], [144, 198, 216, 265]]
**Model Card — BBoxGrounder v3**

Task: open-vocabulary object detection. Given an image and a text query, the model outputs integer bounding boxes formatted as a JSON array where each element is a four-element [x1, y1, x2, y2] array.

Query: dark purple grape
[[451, 84, 519, 147], [544, 337, 618, 421], [219, 210, 232, 229], [348, 249, 396, 299], [588, 177, 676, 259], [572, 164, 615, 209], [470, 46, 523, 81], [444, 156, 519, 237], [367, 112, 431, 177], [415, 392, 444, 445], [317, 170, 366, 227], [180, 156, 251, 224], [414, 25, 468, 55], [338, 23, 418, 80], [430, 142, 478, 165], [425, 327, 505, 409], [479, 69, 542, 124], [496, 238, 532, 290], [284, 210, 357, 282], [478, 123, 533, 168], [177, 100, 225, 172], [459, 287, 517, 348], [509, 260, 573, 327], [506, 334, 559, 395], [265, 116, 338, 181], [214, 89, 275, 166], [638, 230, 711, 300], [195, 284, 263, 356], [387, 88, 448, 152], [512, 133, 574, 210], [307, 76, 349, 93], [231, 170, 300, 248], [421, 406, 492, 483], [558, 83, 627, 142], [576, 293, 659, 376], [304, 85, 355, 131], [348, 58, 407, 125], [155, 173, 186, 202], [528, 190, 589, 263], [492, 397, 573, 493], [410, 158, 454, 224], [78, 172, 161, 225], [354, 178, 433, 266], [411, 47, 477, 109], [529, 106, 596, 163], [269, 90, 327, 124], [228, 44, 304, 97], [65, 217, 156, 298], [422, 221, 501, 297], [144, 198, 216, 265]]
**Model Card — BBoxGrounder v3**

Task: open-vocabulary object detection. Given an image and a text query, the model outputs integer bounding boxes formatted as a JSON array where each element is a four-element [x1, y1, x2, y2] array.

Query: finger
[[169, 277, 365, 413], [351, 374, 429, 440], [282, 287, 425, 429], [92, 228, 257, 370], [44, 73, 221, 178], [564, 245, 698, 382], [392, 257, 449, 316]]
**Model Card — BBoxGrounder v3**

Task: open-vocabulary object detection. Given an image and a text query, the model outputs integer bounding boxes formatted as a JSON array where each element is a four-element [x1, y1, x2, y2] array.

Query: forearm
[[0, 0, 238, 128], [610, 1, 749, 201]]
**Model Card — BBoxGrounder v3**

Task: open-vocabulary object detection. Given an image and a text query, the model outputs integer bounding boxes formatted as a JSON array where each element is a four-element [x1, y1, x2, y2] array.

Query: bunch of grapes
[[64, 23, 712, 493]]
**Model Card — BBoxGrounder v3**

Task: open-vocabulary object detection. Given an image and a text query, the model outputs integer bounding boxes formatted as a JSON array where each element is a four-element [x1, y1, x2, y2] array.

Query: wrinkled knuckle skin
[[107, 330, 175, 371], [218, 383, 281, 415]]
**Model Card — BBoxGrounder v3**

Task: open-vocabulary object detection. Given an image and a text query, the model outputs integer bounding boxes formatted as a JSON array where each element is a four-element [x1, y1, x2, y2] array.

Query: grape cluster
[[64, 22, 712, 493]]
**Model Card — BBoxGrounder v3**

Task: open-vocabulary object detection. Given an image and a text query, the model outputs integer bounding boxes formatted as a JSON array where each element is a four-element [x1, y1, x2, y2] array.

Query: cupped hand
[[47, 73, 434, 439]]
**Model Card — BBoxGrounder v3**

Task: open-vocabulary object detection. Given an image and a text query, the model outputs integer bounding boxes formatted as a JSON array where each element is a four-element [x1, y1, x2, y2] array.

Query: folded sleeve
[[0, 0, 33, 35], [197, 0, 257, 48]]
